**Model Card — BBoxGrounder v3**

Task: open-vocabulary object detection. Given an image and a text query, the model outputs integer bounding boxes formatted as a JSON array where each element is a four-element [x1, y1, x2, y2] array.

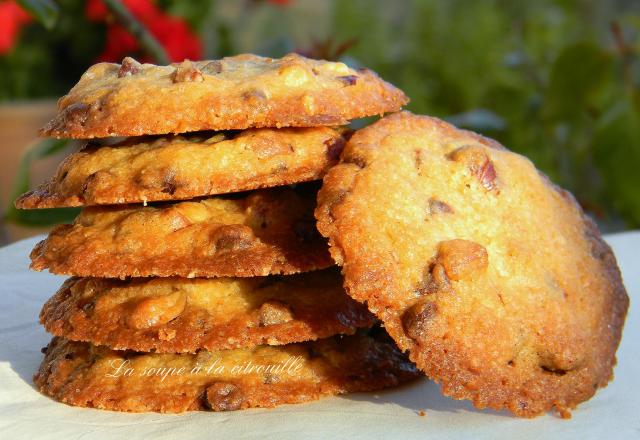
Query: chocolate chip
[[337, 75, 358, 85], [325, 137, 346, 162], [118, 57, 143, 77], [415, 262, 450, 295], [402, 300, 438, 341], [414, 149, 425, 169], [205, 382, 244, 411], [201, 60, 223, 74], [343, 153, 367, 169], [63, 102, 90, 128], [161, 171, 178, 195], [81, 171, 108, 197]]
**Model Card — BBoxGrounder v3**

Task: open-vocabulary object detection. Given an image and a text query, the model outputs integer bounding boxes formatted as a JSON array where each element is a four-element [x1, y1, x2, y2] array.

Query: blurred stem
[[103, 0, 170, 64]]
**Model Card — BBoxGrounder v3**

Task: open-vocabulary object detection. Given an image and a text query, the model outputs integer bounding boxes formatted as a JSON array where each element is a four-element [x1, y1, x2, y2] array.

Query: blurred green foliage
[[2, 0, 639, 230]]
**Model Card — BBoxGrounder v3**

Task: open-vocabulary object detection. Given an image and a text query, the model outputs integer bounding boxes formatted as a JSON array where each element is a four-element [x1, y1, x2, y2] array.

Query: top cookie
[[316, 112, 629, 417], [40, 54, 408, 138]]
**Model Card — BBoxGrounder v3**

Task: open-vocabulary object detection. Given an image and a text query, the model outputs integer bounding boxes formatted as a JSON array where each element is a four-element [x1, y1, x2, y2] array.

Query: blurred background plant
[[0, 0, 638, 243]]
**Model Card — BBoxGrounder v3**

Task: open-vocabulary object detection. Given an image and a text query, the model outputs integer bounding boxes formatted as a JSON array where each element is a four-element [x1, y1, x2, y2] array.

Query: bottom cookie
[[35, 330, 419, 413]]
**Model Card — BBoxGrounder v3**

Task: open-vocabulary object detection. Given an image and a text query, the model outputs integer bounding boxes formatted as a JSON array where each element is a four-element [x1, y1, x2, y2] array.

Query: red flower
[[0, 0, 31, 55], [86, 0, 201, 62], [268, 0, 293, 5]]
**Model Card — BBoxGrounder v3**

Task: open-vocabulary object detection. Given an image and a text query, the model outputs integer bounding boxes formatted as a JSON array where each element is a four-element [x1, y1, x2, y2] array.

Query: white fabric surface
[[0, 233, 638, 440]]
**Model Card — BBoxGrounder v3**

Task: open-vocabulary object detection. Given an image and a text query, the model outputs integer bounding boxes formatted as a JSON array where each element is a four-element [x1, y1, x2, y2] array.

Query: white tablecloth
[[0, 233, 638, 440]]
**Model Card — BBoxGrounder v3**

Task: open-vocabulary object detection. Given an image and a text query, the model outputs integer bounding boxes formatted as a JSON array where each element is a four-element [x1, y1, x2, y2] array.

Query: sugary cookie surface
[[41, 269, 375, 352], [40, 54, 408, 138], [315, 112, 628, 417], [17, 127, 346, 208], [35, 331, 419, 413], [31, 186, 331, 278]]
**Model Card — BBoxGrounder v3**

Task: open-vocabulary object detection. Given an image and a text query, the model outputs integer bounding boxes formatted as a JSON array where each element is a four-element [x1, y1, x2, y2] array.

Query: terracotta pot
[[0, 100, 67, 245]]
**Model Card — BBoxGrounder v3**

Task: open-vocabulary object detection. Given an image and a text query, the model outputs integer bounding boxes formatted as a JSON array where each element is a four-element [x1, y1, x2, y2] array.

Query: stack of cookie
[[16, 54, 419, 412]]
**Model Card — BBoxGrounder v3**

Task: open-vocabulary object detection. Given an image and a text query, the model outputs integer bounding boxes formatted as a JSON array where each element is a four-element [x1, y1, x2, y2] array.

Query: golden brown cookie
[[41, 269, 375, 352], [40, 54, 408, 138], [17, 127, 346, 208], [315, 112, 629, 418], [31, 186, 331, 278], [35, 331, 419, 413]]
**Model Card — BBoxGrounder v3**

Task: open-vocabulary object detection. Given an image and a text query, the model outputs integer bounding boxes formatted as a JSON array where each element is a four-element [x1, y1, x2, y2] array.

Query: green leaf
[[16, 0, 59, 30], [544, 42, 613, 120], [4, 138, 79, 227], [592, 100, 640, 227]]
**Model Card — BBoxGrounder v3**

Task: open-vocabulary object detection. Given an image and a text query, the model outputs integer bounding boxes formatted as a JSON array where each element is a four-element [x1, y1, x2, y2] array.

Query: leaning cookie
[[31, 186, 331, 278], [315, 112, 628, 418], [17, 127, 346, 208], [40, 54, 408, 138], [41, 269, 375, 353], [35, 331, 419, 413]]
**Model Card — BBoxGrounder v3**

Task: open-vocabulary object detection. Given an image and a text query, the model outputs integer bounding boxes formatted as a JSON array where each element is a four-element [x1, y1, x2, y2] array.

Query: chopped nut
[[162, 206, 193, 231], [251, 136, 294, 159], [337, 75, 358, 86], [539, 349, 583, 374], [402, 300, 438, 341], [118, 57, 143, 77], [417, 262, 450, 295], [259, 300, 294, 326], [477, 159, 498, 191], [127, 290, 187, 329], [427, 198, 454, 215], [279, 64, 311, 87], [303, 94, 316, 114], [174, 202, 209, 223], [436, 239, 488, 281], [448, 145, 498, 191], [205, 382, 244, 411], [172, 60, 204, 83], [242, 89, 267, 102], [319, 62, 350, 74], [212, 225, 255, 252], [158, 328, 177, 341], [203, 133, 226, 145]]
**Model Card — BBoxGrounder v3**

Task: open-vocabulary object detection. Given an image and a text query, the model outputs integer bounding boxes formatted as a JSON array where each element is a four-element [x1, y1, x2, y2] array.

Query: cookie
[[315, 112, 629, 417], [40, 54, 408, 138], [31, 186, 331, 278], [40, 269, 375, 352], [16, 127, 346, 208], [34, 331, 419, 413]]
